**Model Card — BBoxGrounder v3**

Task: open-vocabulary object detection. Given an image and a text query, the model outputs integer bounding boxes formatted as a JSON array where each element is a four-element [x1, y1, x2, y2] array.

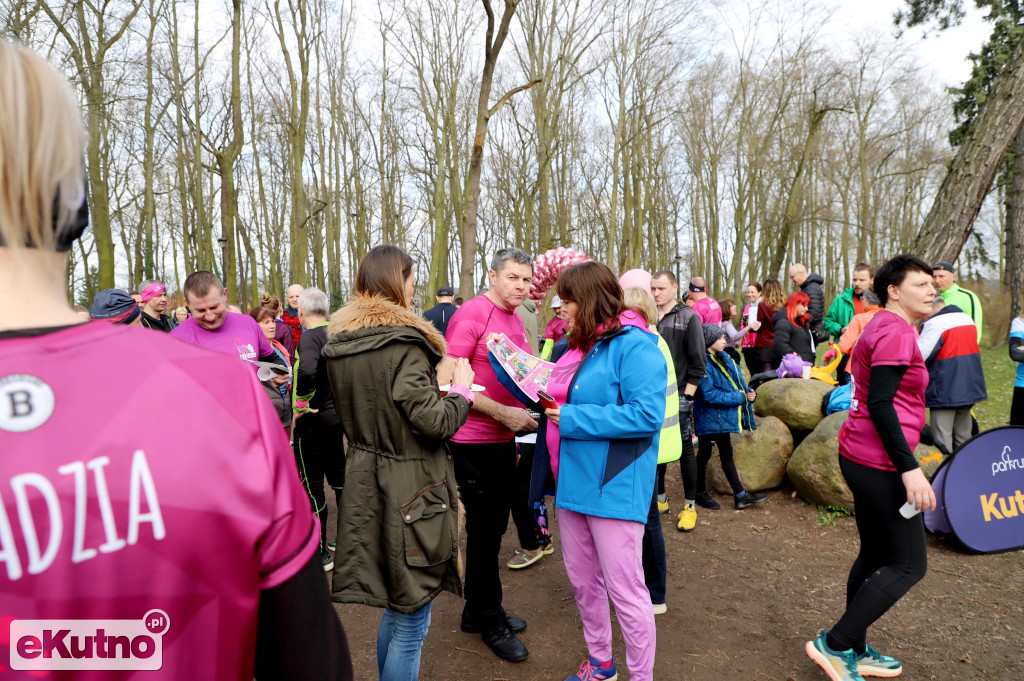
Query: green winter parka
[[322, 294, 470, 614]]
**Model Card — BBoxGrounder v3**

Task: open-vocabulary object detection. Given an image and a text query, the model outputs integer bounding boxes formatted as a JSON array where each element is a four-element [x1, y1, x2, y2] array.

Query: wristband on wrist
[[295, 400, 309, 410]]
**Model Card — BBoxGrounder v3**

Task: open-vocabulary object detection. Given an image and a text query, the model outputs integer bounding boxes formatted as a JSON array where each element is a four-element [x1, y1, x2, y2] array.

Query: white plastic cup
[[899, 501, 921, 519], [801, 365, 811, 380], [257, 366, 274, 381]]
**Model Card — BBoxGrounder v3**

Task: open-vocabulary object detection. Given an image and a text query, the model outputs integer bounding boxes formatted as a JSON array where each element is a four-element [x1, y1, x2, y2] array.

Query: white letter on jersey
[[57, 461, 98, 564], [127, 451, 165, 544], [10, 473, 62, 575], [0, 488, 23, 580], [87, 457, 127, 553]]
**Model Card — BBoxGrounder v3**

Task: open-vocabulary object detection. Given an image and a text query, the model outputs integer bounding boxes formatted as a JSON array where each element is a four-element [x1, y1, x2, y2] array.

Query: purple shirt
[[839, 310, 928, 471], [170, 312, 273, 362]]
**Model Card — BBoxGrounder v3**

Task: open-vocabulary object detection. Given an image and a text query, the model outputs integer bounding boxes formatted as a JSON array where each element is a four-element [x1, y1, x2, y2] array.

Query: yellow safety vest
[[656, 331, 682, 464]]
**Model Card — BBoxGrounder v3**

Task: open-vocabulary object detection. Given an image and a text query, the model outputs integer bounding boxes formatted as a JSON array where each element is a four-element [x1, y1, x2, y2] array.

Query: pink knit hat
[[618, 269, 652, 293]]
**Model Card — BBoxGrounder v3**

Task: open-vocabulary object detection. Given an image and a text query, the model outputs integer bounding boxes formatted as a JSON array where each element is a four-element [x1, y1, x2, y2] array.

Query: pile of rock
[[704, 378, 945, 510]]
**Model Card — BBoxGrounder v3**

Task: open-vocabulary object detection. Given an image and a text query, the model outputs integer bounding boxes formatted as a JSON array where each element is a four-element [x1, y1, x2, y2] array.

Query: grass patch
[[816, 504, 854, 526], [973, 343, 1016, 432]]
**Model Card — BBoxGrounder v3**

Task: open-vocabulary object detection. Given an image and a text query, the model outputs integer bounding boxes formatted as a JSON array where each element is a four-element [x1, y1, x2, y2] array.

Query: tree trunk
[[913, 33, 1024, 263], [1007, 126, 1024, 319]]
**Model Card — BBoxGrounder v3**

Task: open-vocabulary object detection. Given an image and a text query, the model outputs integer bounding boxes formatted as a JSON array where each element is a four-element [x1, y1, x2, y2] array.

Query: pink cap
[[618, 269, 652, 293]]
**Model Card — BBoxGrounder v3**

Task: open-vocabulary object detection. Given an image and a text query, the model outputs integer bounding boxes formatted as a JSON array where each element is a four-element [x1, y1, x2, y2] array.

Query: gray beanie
[[702, 322, 725, 348]]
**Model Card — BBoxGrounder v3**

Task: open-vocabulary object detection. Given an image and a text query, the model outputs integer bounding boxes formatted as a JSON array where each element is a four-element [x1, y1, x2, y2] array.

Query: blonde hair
[[0, 42, 86, 250], [623, 286, 658, 327]]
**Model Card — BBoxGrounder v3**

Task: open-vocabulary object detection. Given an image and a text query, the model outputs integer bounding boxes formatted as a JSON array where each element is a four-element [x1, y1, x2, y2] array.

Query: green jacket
[[322, 294, 470, 614], [940, 282, 983, 343], [824, 288, 856, 339]]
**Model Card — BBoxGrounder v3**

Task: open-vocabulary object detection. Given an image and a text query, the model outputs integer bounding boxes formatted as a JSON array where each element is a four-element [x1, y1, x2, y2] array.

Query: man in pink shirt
[[170, 271, 289, 384], [445, 247, 538, 663], [688, 277, 722, 324]]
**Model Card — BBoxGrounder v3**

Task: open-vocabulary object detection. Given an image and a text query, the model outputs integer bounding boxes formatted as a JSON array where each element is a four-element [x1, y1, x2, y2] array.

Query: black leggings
[[696, 433, 744, 495], [657, 413, 697, 500], [830, 456, 928, 653], [1011, 386, 1024, 426], [294, 424, 346, 553]]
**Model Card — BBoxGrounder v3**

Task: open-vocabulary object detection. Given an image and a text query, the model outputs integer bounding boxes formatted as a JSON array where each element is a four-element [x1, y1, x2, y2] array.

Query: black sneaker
[[320, 550, 334, 572], [695, 491, 720, 509], [735, 491, 767, 509], [461, 613, 527, 634], [480, 620, 528, 662]]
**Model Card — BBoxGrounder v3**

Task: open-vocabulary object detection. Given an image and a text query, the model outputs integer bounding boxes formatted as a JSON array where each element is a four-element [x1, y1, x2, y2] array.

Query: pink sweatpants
[[558, 508, 656, 681]]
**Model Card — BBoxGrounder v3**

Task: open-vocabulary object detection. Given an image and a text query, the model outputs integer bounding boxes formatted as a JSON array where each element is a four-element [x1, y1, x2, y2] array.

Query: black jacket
[[800, 274, 827, 343], [773, 310, 816, 364], [293, 324, 340, 436], [140, 311, 172, 333], [423, 302, 458, 336], [656, 302, 706, 390]]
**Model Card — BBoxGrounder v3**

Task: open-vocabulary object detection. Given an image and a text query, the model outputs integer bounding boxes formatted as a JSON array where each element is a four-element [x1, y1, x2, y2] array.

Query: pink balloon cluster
[[529, 247, 590, 302]]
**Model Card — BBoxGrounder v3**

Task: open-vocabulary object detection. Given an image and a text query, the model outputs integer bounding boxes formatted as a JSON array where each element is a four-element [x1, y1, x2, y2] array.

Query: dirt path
[[328, 474, 1024, 681]]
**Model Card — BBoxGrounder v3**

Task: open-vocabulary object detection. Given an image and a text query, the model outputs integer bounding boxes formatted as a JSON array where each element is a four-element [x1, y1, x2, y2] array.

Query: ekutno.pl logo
[[10, 610, 169, 671]]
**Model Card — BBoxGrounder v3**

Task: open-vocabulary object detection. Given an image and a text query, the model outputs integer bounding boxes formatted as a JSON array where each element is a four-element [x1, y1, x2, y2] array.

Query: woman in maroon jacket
[[753, 278, 786, 371]]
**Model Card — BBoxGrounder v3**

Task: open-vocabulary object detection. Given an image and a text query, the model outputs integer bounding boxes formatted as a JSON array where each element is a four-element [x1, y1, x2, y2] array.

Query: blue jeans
[[641, 488, 666, 604], [377, 602, 432, 681]]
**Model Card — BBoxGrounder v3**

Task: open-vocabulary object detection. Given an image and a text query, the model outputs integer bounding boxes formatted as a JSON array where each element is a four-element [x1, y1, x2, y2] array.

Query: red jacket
[[282, 308, 303, 347]]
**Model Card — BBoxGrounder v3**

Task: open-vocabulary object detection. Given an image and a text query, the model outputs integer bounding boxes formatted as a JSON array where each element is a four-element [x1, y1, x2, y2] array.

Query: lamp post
[[217, 235, 228, 282], [673, 254, 684, 292]]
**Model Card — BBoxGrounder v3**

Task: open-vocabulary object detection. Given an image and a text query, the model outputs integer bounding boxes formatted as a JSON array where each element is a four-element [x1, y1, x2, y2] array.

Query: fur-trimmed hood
[[324, 293, 447, 360]]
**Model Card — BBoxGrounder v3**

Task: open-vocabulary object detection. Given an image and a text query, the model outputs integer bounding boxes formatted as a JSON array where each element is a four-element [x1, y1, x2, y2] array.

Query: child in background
[[693, 323, 767, 511]]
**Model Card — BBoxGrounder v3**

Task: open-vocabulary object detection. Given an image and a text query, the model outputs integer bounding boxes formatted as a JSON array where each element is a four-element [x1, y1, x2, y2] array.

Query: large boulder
[[787, 411, 853, 508], [707, 416, 794, 494], [787, 410, 951, 509], [753, 378, 834, 431]]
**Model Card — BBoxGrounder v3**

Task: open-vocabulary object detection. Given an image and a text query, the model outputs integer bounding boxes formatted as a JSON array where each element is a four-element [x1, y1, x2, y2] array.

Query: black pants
[[696, 432, 744, 495], [836, 355, 851, 386], [511, 443, 548, 551], [830, 456, 928, 652], [742, 347, 761, 377], [449, 439, 517, 629], [1012, 386, 1024, 426], [724, 347, 742, 366], [294, 423, 346, 553], [641, 485, 667, 604], [657, 400, 697, 501]]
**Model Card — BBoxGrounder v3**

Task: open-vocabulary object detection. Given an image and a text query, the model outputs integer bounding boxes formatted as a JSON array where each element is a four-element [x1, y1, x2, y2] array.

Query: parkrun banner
[[925, 426, 1024, 554]]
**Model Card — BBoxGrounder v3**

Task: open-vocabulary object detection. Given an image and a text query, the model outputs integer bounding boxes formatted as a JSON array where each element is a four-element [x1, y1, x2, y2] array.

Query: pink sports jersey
[[839, 310, 928, 471], [0, 323, 317, 680], [446, 295, 531, 443], [169, 311, 272, 362], [691, 297, 722, 324]]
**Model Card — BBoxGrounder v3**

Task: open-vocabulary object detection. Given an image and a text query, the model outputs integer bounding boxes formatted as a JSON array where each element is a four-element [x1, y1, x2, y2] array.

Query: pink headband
[[140, 282, 165, 303]]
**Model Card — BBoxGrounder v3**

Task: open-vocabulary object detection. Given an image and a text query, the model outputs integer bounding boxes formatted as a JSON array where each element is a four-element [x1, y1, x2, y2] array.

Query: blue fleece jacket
[[554, 321, 666, 523]]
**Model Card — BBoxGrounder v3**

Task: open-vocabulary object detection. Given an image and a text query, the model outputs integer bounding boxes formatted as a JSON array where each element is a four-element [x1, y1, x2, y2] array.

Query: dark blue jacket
[[694, 350, 756, 435]]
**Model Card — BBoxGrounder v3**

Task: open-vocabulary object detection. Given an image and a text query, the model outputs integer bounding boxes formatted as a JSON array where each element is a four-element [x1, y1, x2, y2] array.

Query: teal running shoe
[[805, 629, 866, 681], [857, 644, 902, 677]]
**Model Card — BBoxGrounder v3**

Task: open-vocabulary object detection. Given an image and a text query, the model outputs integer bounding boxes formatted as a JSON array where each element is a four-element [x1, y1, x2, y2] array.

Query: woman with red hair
[[773, 291, 817, 364]]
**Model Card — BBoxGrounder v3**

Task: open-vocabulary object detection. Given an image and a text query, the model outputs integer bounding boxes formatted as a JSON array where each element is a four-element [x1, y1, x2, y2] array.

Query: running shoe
[[657, 498, 670, 514], [327, 540, 337, 552], [805, 629, 866, 681], [321, 550, 334, 572], [652, 602, 667, 615], [735, 490, 767, 509], [541, 542, 555, 555], [676, 503, 697, 532], [695, 491, 720, 509], [856, 644, 902, 677], [506, 547, 545, 569], [565, 655, 617, 681]]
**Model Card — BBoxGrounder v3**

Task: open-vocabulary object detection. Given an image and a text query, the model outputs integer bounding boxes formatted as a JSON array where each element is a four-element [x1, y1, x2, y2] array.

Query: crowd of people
[[2, 40, 1020, 681]]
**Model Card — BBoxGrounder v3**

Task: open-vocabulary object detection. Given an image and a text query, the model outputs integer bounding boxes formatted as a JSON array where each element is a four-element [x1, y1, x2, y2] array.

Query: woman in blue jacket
[[543, 261, 666, 681], [693, 323, 767, 511]]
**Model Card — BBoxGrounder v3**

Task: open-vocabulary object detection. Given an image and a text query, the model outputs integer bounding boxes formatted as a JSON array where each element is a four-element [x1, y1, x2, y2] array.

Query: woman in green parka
[[323, 244, 475, 681]]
